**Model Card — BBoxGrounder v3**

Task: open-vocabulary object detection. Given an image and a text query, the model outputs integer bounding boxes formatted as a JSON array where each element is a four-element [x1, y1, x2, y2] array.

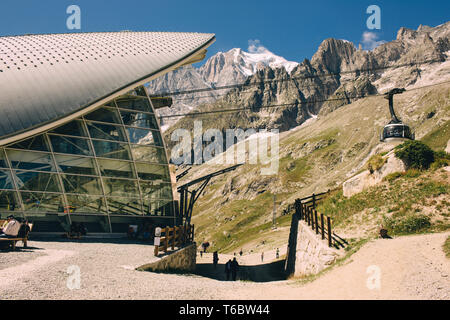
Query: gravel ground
[[0, 232, 449, 300], [0, 247, 46, 271]]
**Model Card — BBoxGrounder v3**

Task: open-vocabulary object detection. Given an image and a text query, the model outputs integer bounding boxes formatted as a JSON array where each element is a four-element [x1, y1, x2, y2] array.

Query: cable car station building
[[0, 32, 215, 233]]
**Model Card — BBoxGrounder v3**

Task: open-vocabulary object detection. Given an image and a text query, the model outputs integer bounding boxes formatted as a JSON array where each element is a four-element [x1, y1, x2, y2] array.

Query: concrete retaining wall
[[136, 243, 197, 273], [285, 217, 340, 277]]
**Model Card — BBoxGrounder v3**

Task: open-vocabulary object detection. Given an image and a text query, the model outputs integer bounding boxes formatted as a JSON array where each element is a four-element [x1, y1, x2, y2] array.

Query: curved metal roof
[[0, 31, 215, 144]]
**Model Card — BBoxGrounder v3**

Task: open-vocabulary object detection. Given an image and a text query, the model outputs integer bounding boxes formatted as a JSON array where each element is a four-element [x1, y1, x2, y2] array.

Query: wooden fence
[[154, 224, 194, 256], [294, 192, 347, 249]]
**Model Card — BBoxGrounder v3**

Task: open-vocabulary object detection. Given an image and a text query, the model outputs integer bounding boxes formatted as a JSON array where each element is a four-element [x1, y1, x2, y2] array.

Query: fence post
[[164, 226, 169, 253], [321, 213, 325, 240], [327, 217, 332, 248], [299, 201, 303, 220], [314, 210, 319, 234], [171, 227, 175, 250], [310, 207, 315, 230], [312, 193, 316, 209], [305, 204, 311, 226]]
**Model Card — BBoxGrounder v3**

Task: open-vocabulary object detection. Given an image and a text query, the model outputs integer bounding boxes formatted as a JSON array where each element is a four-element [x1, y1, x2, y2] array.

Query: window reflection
[[7, 150, 56, 172], [92, 140, 131, 160], [65, 194, 107, 214], [102, 178, 139, 197], [0, 190, 19, 211], [120, 110, 158, 129], [86, 121, 126, 142], [21, 192, 64, 213], [14, 171, 61, 192], [107, 197, 143, 215], [97, 159, 135, 179], [130, 145, 166, 163], [0, 86, 173, 220], [50, 135, 92, 156], [62, 174, 102, 195], [126, 127, 163, 146], [54, 154, 97, 176]]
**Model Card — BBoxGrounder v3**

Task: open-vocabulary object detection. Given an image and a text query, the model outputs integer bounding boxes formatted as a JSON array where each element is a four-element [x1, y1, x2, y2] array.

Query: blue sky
[[1, 0, 449, 62]]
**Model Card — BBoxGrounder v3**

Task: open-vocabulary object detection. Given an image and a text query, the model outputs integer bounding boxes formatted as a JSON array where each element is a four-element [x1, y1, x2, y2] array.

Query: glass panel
[[50, 135, 92, 156], [54, 154, 98, 176], [120, 110, 158, 129], [14, 171, 61, 192], [142, 198, 173, 216], [106, 197, 143, 215], [0, 169, 14, 189], [21, 192, 64, 212], [92, 140, 131, 160], [49, 120, 87, 137], [8, 135, 49, 152], [126, 127, 163, 146], [65, 194, 107, 214], [7, 150, 56, 172], [135, 163, 170, 181], [0, 149, 9, 168], [140, 182, 172, 199], [86, 121, 126, 142], [0, 191, 19, 211], [102, 178, 139, 197], [116, 96, 152, 112], [62, 174, 102, 195], [130, 145, 167, 163], [84, 107, 121, 124], [131, 87, 147, 97], [97, 159, 135, 179]]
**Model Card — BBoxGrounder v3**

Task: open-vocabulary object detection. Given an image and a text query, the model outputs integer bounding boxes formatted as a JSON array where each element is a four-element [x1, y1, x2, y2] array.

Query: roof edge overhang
[[0, 34, 216, 146]]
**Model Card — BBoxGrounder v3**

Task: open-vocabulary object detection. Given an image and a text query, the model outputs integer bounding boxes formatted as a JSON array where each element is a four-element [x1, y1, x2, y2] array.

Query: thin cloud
[[360, 31, 386, 50], [248, 39, 268, 53]]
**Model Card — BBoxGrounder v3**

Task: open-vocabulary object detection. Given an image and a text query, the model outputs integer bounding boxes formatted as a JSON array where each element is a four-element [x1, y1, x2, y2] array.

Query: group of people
[[0, 215, 31, 249], [0, 215, 22, 238], [127, 222, 154, 241], [209, 250, 239, 281], [224, 258, 239, 281]]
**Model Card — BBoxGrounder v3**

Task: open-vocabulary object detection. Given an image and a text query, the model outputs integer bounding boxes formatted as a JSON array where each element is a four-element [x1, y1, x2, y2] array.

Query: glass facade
[[0, 86, 174, 231]]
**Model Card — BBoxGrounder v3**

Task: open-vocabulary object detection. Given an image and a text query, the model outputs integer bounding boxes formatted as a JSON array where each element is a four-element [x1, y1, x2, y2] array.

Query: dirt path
[[229, 231, 450, 299], [1, 232, 448, 299]]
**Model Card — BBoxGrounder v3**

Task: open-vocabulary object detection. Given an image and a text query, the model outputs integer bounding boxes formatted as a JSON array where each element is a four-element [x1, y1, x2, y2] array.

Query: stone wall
[[293, 222, 340, 276], [285, 218, 341, 277], [136, 243, 197, 273]]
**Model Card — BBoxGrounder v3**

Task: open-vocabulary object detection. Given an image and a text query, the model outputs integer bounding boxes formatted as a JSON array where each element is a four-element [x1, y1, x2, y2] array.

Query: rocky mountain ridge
[[163, 21, 450, 143]]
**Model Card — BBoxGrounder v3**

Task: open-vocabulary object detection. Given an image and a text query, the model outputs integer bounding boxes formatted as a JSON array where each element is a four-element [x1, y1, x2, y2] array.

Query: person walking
[[261, 252, 264, 262], [276, 248, 280, 259], [213, 251, 219, 269], [239, 249, 243, 256], [224, 259, 232, 281], [230, 257, 239, 281]]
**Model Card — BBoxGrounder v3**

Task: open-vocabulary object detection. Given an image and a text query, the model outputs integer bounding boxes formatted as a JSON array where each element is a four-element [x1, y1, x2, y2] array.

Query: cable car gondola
[[380, 88, 415, 142]]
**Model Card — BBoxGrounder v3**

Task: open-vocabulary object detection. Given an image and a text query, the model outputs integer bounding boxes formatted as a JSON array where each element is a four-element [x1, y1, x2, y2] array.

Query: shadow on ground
[[28, 237, 153, 246], [193, 260, 287, 283]]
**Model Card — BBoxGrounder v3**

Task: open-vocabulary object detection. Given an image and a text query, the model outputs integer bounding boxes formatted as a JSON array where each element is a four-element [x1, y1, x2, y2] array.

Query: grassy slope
[[179, 84, 450, 254]]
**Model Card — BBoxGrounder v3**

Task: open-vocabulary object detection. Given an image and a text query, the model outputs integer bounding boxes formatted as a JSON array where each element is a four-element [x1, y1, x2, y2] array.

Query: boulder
[[343, 150, 406, 197]]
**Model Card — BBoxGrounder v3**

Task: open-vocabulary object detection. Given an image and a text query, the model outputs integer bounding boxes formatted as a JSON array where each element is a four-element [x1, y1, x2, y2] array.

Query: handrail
[[153, 224, 194, 256]]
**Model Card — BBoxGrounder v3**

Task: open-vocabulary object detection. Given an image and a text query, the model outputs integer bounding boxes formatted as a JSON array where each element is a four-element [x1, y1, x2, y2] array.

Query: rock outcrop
[[343, 150, 406, 197]]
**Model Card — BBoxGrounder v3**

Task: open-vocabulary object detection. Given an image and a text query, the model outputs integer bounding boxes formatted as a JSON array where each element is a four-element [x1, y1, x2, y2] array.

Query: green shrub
[[366, 154, 386, 174], [430, 150, 450, 170], [431, 158, 449, 170], [384, 214, 431, 234], [394, 140, 435, 169], [384, 171, 403, 182], [403, 168, 421, 178]]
